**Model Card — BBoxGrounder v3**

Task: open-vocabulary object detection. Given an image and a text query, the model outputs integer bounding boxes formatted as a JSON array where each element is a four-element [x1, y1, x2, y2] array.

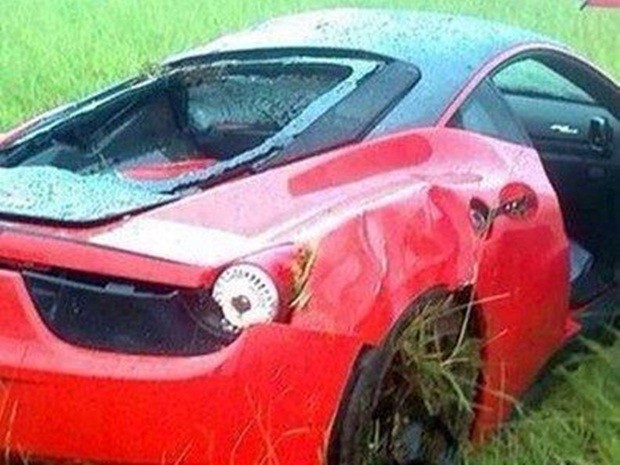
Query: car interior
[[4, 61, 351, 179], [492, 53, 620, 307], [448, 51, 620, 309]]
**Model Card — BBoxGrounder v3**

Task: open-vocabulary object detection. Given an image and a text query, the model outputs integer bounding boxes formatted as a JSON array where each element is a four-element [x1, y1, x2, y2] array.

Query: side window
[[489, 53, 618, 160], [448, 79, 531, 146], [493, 58, 595, 104]]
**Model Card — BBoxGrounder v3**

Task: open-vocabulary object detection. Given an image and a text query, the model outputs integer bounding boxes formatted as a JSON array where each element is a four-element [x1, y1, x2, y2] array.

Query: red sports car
[[0, 9, 618, 465]]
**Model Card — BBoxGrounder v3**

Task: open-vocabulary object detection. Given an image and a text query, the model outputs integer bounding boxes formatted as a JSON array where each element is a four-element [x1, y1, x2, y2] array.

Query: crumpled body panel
[[0, 127, 571, 463], [281, 128, 571, 440]]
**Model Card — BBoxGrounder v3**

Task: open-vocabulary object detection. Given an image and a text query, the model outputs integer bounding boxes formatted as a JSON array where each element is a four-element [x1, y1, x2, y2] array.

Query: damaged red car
[[0, 9, 618, 465]]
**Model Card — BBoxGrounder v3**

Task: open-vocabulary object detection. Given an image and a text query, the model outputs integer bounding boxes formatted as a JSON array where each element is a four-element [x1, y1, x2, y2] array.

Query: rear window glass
[[0, 56, 384, 223], [188, 66, 347, 132], [184, 64, 349, 158]]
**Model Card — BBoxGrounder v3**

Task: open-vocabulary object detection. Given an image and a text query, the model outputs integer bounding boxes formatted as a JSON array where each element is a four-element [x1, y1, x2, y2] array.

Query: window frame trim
[[489, 50, 618, 116], [437, 43, 619, 128]]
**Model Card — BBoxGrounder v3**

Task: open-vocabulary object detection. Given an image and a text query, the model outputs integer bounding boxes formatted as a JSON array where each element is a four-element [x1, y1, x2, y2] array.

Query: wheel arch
[[325, 283, 484, 464]]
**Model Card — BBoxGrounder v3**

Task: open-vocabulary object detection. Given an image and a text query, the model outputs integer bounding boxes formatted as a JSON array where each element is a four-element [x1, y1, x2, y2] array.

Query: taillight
[[212, 263, 280, 331], [23, 245, 313, 355]]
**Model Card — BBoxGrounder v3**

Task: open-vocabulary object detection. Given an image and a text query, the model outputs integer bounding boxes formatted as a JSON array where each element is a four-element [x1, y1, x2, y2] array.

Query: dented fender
[[281, 128, 570, 442], [290, 184, 477, 344]]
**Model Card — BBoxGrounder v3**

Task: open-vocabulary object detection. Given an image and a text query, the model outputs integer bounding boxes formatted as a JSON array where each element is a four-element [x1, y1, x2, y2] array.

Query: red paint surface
[[0, 126, 576, 463], [289, 134, 432, 195], [0, 43, 599, 464], [122, 158, 218, 180], [584, 0, 620, 7], [0, 270, 360, 464]]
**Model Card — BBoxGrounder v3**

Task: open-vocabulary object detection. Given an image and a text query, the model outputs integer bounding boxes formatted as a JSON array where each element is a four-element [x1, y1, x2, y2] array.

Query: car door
[[447, 78, 572, 440], [491, 52, 620, 269]]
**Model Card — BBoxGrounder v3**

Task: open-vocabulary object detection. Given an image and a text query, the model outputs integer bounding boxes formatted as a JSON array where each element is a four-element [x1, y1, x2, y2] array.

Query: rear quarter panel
[[275, 128, 570, 440], [0, 126, 571, 453]]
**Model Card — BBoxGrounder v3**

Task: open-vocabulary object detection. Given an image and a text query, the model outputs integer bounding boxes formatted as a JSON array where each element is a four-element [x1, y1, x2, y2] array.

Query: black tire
[[330, 292, 480, 465]]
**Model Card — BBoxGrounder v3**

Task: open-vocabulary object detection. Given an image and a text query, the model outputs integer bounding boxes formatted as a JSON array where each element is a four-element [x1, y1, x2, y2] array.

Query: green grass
[[469, 340, 620, 465], [0, 1, 618, 464], [0, 0, 618, 131]]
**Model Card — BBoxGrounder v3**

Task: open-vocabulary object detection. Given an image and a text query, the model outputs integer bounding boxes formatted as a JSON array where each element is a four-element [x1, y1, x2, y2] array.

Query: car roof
[[170, 9, 550, 65], [167, 8, 563, 130]]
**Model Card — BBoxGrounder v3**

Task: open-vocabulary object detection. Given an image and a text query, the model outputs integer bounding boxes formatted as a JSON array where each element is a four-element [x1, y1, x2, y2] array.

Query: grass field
[[1, 0, 619, 130], [0, 1, 618, 464]]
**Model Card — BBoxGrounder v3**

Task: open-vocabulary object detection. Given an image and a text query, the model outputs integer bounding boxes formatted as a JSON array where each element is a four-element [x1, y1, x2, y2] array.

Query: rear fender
[[286, 127, 569, 445]]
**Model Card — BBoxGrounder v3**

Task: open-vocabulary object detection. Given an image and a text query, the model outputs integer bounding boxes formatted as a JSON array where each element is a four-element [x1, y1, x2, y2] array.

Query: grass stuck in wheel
[[360, 295, 482, 465]]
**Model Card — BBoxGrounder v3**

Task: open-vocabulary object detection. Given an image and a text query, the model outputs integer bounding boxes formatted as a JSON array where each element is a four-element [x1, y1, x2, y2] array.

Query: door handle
[[589, 116, 613, 157], [469, 198, 493, 236], [469, 185, 538, 237]]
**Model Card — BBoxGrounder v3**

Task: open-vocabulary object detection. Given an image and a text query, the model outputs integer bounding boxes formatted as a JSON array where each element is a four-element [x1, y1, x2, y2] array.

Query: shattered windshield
[[0, 56, 379, 223]]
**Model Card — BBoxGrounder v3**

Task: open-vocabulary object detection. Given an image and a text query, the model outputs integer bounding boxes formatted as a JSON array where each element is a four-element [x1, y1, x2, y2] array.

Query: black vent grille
[[23, 270, 236, 356]]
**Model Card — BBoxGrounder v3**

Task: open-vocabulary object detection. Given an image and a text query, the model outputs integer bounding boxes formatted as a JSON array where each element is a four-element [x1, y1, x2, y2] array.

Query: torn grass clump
[[364, 296, 481, 464], [289, 244, 317, 310]]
